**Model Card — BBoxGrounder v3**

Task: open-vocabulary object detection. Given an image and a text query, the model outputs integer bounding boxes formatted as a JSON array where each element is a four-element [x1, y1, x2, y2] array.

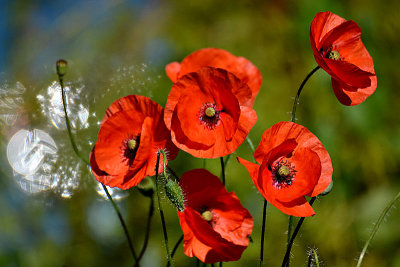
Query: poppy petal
[[165, 61, 181, 82], [331, 75, 377, 106]]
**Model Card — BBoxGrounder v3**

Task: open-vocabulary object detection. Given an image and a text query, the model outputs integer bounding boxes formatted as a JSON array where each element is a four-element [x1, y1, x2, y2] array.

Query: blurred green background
[[1, 0, 400, 266]]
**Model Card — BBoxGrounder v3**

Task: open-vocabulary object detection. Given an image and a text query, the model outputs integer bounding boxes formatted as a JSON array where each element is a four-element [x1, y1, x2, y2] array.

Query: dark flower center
[[270, 159, 296, 188], [199, 103, 221, 130], [122, 135, 140, 165]]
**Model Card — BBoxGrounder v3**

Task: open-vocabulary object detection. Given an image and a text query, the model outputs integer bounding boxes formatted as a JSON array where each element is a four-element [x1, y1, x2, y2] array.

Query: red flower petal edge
[[164, 67, 257, 158], [238, 121, 333, 217], [178, 169, 253, 263], [166, 48, 262, 106], [310, 11, 376, 106], [90, 95, 178, 189]]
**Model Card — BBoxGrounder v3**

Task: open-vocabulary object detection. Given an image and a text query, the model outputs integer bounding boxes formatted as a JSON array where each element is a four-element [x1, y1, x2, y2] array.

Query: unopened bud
[[165, 179, 185, 212], [56, 59, 68, 77], [319, 180, 333, 196], [137, 177, 155, 197]]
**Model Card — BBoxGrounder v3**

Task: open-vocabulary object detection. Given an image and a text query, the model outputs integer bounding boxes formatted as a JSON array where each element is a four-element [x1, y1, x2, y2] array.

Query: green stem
[[167, 235, 183, 267], [102, 184, 138, 263], [155, 150, 174, 267], [59, 76, 90, 165], [291, 66, 320, 122], [57, 68, 138, 265], [136, 196, 154, 263], [220, 157, 225, 185], [312, 249, 320, 267], [281, 197, 316, 267], [286, 215, 294, 266], [356, 190, 400, 267], [246, 136, 256, 154], [259, 199, 268, 267]]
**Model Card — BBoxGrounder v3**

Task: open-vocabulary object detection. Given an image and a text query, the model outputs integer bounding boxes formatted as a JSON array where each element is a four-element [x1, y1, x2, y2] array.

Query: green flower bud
[[56, 59, 68, 77], [319, 180, 333, 196], [165, 179, 185, 212]]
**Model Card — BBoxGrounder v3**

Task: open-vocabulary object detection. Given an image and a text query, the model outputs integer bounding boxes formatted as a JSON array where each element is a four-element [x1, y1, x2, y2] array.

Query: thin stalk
[[167, 235, 183, 267], [219, 262, 223, 267], [57, 68, 138, 265], [356, 190, 400, 267], [155, 150, 174, 267], [312, 249, 320, 267], [246, 136, 256, 154], [136, 196, 154, 263], [220, 157, 225, 185], [286, 215, 294, 266], [102, 184, 138, 263], [307, 254, 312, 267], [259, 199, 268, 267], [171, 235, 184, 258], [58, 74, 90, 165], [291, 66, 320, 122], [282, 65, 320, 267], [281, 197, 316, 267]]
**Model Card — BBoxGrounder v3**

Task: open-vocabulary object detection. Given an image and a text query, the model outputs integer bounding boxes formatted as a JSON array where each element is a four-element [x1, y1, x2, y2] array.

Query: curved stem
[[155, 150, 174, 267], [220, 157, 225, 185], [171, 235, 184, 257], [291, 66, 320, 122], [312, 248, 320, 267], [259, 199, 268, 267], [102, 184, 138, 263], [246, 136, 256, 154], [167, 234, 183, 267], [58, 76, 90, 165], [356, 190, 400, 267], [136, 196, 154, 263], [281, 197, 316, 267], [57, 70, 138, 265]]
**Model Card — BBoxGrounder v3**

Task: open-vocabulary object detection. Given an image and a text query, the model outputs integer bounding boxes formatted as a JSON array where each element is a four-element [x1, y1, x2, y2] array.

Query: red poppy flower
[[310, 11, 377, 106], [177, 169, 253, 263], [90, 95, 178, 189], [166, 48, 262, 106], [164, 67, 257, 158], [238, 121, 332, 217]]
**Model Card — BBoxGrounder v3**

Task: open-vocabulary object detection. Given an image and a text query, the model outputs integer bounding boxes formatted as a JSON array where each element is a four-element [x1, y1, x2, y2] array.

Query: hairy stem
[[155, 150, 173, 267], [356, 190, 400, 267], [281, 197, 316, 267], [291, 66, 320, 122]]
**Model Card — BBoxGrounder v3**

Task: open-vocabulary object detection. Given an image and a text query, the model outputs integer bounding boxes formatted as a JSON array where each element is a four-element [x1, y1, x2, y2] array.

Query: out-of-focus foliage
[[1, 0, 400, 266]]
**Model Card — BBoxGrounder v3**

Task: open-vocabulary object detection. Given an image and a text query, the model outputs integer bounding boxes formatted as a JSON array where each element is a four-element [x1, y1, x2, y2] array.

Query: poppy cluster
[[87, 10, 377, 265], [177, 169, 253, 263], [310, 11, 377, 106], [238, 121, 333, 217]]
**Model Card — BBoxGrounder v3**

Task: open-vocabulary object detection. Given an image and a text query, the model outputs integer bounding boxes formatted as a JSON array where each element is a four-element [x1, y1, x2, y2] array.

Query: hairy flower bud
[[165, 179, 185, 212]]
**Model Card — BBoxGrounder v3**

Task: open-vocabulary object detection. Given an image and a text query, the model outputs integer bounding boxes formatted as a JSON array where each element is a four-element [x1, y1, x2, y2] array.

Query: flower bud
[[165, 179, 185, 212], [319, 180, 333, 196], [56, 59, 68, 77]]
